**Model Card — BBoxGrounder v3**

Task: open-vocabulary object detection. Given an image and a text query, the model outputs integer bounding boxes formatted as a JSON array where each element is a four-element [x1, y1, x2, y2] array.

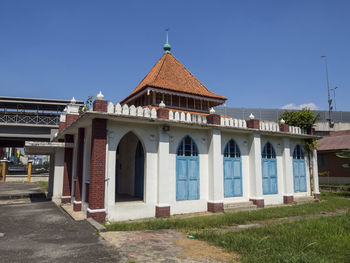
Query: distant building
[[317, 130, 350, 185]]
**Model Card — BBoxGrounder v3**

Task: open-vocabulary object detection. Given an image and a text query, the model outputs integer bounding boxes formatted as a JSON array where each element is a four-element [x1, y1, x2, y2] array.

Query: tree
[[336, 149, 350, 168], [278, 108, 319, 130], [279, 108, 319, 194], [79, 95, 94, 114]]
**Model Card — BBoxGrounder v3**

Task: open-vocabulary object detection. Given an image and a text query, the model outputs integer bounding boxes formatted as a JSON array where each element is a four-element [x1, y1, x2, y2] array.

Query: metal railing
[[0, 112, 60, 126]]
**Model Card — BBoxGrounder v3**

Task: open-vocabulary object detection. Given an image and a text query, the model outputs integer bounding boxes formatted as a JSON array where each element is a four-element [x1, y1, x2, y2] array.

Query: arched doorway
[[262, 142, 278, 194], [293, 144, 306, 192], [115, 132, 145, 202], [223, 139, 242, 197], [176, 136, 199, 201]]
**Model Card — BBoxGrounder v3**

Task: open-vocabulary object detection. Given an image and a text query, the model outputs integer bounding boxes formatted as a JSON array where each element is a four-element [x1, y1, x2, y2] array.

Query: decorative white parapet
[[115, 103, 122, 114], [137, 106, 143, 117], [180, 112, 186, 121], [129, 105, 136, 116], [122, 104, 129, 115], [144, 107, 150, 118], [174, 111, 180, 121], [169, 110, 174, 120], [150, 108, 157, 118], [186, 113, 191, 122], [107, 102, 114, 113]]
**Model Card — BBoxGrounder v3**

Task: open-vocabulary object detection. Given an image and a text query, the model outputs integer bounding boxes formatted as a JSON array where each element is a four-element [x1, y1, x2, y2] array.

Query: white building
[[32, 42, 320, 223]]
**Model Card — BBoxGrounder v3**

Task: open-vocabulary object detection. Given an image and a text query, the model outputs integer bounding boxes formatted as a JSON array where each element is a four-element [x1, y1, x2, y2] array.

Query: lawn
[[195, 213, 350, 263], [35, 181, 49, 192], [106, 192, 350, 232]]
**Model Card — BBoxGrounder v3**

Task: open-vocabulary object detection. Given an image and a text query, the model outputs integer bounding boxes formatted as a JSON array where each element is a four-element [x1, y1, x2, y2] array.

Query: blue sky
[[0, 0, 349, 110]]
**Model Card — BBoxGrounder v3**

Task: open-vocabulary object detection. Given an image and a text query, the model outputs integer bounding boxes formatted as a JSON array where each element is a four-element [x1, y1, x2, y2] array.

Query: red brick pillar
[[61, 134, 74, 204], [246, 119, 260, 129], [207, 114, 221, 125], [280, 124, 289, 132], [73, 128, 85, 211], [87, 118, 107, 222], [207, 202, 224, 213], [93, 100, 108, 112], [157, 108, 169, 119]]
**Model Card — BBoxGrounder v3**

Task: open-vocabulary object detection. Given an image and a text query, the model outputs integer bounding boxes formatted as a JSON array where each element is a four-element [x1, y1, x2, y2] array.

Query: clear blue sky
[[1, 0, 349, 110]]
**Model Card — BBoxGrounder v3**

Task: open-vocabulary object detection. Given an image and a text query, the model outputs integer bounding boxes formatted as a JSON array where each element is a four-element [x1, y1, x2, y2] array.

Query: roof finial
[[163, 28, 171, 53]]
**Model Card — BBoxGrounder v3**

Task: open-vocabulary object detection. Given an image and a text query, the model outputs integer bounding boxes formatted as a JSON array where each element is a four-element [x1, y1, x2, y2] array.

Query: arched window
[[177, 136, 198, 157], [224, 139, 241, 158], [261, 142, 278, 194], [293, 144, 306, 192], [176, 136, 199, 201], [262, 142, 276, 159], [293, 144, 304, 159], [223, 139, 242, 197]]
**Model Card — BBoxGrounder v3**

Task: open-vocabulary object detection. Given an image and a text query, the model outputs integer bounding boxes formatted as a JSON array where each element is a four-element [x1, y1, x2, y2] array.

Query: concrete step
[[224, 201, 257, 212], [294, 196, 317, 204]]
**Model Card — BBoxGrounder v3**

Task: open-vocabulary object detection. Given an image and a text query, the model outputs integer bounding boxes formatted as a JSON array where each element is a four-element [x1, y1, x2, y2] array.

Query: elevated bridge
[[0, 96, 83, 147]]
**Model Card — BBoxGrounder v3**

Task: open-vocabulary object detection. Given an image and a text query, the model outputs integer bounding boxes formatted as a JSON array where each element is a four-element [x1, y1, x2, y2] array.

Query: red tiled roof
[[122, 53, 227, 102], [317, 134, 350, 151]]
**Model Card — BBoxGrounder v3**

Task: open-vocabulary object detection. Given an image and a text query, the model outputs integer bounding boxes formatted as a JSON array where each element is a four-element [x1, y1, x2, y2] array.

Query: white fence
[[103, 102, 306, 134]]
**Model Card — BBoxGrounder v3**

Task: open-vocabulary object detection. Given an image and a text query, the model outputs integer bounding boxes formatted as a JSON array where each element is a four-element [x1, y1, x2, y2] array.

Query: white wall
[[221, 132, 251, 203], [102, 118, 314, 222], [52, 148, 64, 204]]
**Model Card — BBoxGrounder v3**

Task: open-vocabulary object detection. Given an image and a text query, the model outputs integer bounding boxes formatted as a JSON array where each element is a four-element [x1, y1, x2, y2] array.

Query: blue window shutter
[[262, 160, 270, 194], [176, 157, 188, 200], [300, 161, 307, 192], [293, 160, 299, 192], [188, 158, 199, 200], [233, 159, 242, 196], [223, 159, 233, 197]]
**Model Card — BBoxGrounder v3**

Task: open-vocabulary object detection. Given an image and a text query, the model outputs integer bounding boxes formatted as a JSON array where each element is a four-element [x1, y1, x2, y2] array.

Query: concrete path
[[101, 230, 238, 263], [0, 183, 121, 263], [0, 183, 44, 200]]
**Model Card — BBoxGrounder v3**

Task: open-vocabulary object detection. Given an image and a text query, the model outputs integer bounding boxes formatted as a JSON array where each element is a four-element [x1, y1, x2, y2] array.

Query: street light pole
[[321, 56, 333, 126], [331, 86, 338, 111]]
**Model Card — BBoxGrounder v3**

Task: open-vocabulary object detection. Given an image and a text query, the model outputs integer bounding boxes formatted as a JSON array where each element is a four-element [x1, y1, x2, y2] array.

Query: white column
[[312, 148, 320, 194], [248, 133, 263, 200], [208, 129, 224, 203], [52, 148, 64, 204], [282, 138, 294, 196], [157, 127, 170, 207]]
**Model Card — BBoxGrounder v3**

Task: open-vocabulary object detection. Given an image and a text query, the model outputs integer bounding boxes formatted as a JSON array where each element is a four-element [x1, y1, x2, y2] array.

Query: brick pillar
[[87, 118, 107, 223], [207, 202, 224, 212], [73, 128, 85, 211], [157, 108, 169, 119], [207, 114, 221, 125], [61, 135, 74, 204], [280, 124, 289, 132], [283, 195, 294, 204], [93, 100, 108, 112], [66, 114, 79, 127], [246, 119, 260, 129], [250, 198, 264, 208]]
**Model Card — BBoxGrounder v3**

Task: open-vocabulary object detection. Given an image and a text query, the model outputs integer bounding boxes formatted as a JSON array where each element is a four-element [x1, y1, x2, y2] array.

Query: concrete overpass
[[0, 96, 83, 147]]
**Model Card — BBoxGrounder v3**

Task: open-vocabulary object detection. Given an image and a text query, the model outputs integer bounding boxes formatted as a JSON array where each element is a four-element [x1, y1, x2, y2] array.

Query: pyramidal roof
[[122, 52, 227, 103]]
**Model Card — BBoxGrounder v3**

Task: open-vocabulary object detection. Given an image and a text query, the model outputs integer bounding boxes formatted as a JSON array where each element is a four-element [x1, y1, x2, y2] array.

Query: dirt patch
[[174, 237, 239, 262]]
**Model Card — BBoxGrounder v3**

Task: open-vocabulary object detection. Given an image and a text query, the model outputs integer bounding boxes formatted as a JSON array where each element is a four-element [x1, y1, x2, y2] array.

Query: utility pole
[[331, 86, 338, 111], [321, 56, 333, 127]]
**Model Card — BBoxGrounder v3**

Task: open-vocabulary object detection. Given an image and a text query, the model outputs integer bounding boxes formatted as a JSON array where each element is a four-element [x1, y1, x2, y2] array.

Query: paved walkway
[[0, 183, 121, 263], [101, 230, 237, 263]]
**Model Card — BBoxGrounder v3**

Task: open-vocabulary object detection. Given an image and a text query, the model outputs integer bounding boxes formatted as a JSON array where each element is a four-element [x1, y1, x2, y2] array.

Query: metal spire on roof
[[163, 28, 171, 53]]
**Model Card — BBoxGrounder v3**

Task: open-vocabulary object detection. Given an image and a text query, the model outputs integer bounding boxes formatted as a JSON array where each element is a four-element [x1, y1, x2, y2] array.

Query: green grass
[[106, 192, 350, 232], [35, 181, 49, 192], [195, 213, 350, 263]]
